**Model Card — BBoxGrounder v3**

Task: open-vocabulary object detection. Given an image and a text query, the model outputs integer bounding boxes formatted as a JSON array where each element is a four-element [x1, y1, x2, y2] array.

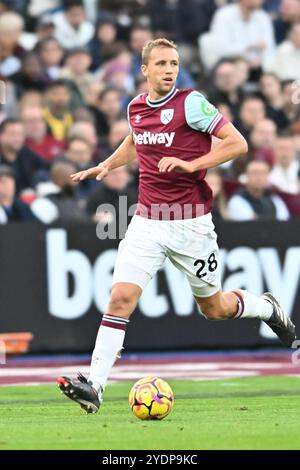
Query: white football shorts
[[112, 213, 221, 297]]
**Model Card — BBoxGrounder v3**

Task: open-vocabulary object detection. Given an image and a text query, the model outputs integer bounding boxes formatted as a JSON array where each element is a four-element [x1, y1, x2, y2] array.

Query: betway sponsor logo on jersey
[[133, 131, 175, 147]]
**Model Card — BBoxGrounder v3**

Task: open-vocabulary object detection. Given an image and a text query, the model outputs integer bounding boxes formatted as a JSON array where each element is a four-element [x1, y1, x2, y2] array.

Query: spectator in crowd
[[12, 53, 49, 97], [98, 45, 135, 103], [209, 60, 246, 121], [221, 100, 269, 178], [0, 0, 300, 225], [72, 105, 95, 123], [0, 164, 37, 223], [251, 118, 277, 150], [233, 57, 251, 91], [97, 0, 146, 20], [68, 120, 100, 161], [0, 10, 36, 53], [43, 80, 73, 141], [95, 87, 124, 140], [272, 22, 300, 80], [98, 87, 123, 123], [27, 0, 60, 21], [249, 118, 277, 165], [88, 13, 118, 71], [205, 168, 229, 220], [21, 106, 64, 162], [84, 82, 108, 137], [63, 136, 98, 196], [0, 119, 48, 193], [0, 12, 24, 77], [148, 0, 181, 40], [259, 72, 290, 129], [19, 90, 44, 110], [52, 0, 95, 49], [236, 95, 266, 140], [281, 79, 300, 133], [100, 119, 131, 161], [63, 136, 93, 170], [228, 160, 290, 220], [36, 37, 64, 81], [177, 0, 217, 45], [84, 80, 104, 108], [60, 47, 93, 98], [135, 75, 148, 95], [31, 160, 89, 224], [86, 166, 137, 224], [269, 133, 299, 193], [129, 26, 153, 81], [274, 0, 300, 43], [202, 0, 276, 74], [1, 9, 38, 51], [0, 11, 25, 51], [263, 0, 281, 17], [35, 14, 56, 42]]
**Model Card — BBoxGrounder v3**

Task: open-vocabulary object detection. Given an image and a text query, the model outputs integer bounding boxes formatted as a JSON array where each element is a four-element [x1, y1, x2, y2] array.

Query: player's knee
[[108, 288, 135, 314]]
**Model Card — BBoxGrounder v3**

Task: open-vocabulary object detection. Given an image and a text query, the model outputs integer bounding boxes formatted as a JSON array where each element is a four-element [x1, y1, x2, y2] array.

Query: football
[[129, 376, 174, 420]]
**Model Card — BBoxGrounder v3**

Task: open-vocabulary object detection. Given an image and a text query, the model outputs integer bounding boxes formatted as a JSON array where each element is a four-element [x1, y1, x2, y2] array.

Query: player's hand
[[158, 157, 195, 173], [70, 164, 109, 182]]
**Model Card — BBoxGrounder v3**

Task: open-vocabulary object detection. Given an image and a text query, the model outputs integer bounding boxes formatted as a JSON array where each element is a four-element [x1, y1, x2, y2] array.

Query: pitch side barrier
[[0, 220, 299, 352]]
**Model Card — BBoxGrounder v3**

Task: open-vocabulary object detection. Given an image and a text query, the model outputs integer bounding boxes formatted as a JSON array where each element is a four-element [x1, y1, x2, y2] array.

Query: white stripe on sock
[[103, 314, 129, 321], [103, 315, 129, 324]]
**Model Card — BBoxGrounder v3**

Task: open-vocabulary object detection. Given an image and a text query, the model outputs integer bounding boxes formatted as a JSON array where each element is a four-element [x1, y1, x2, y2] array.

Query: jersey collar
[[146, 87, 178, 107]]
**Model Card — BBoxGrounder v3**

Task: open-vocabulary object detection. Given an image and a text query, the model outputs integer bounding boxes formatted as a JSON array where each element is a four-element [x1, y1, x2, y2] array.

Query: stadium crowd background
[[0, 0, 300, 225]]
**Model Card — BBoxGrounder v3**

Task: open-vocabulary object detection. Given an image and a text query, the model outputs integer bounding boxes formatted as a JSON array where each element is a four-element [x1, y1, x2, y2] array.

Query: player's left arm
[[158, 91, 248, 173], [158, 123, 248, 173], [193, 122, 248, 171]]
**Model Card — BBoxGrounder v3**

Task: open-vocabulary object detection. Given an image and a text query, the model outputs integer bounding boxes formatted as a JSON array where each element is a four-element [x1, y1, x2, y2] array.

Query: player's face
[[141, 47, 179, 98]]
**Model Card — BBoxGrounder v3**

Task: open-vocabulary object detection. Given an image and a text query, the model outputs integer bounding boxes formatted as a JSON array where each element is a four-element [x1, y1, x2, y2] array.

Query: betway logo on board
[[46, 229, 300, 340], [133, 131, 175, 147]]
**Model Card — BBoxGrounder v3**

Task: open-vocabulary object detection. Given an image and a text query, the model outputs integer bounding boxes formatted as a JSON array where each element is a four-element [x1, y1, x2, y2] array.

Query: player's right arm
[[70, 134, 136, 182]]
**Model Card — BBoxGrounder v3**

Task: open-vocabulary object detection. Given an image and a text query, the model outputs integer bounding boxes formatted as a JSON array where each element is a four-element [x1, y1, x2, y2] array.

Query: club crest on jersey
[[160, 109, 174, 125]]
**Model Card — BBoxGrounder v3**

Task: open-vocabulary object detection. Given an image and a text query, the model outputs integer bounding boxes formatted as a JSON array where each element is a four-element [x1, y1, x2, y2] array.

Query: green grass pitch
[[0, 376, 300, 450]]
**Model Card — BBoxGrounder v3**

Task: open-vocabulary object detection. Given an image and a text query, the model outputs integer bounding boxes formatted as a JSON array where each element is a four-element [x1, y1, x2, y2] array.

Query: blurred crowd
[[0, 0, 300, 225]]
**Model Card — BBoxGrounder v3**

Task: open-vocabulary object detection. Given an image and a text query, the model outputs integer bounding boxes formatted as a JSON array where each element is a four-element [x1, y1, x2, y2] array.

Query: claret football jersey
[[127, 87, 228, 220]]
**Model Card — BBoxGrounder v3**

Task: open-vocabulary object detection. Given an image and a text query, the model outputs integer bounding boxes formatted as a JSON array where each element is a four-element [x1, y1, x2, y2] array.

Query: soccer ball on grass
[[129, 376, 174, 420]]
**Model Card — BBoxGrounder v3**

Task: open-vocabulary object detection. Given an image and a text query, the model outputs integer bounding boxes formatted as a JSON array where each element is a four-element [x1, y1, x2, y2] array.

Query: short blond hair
[[0, 12, 24, 33], [142, 38, 178, 65]]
